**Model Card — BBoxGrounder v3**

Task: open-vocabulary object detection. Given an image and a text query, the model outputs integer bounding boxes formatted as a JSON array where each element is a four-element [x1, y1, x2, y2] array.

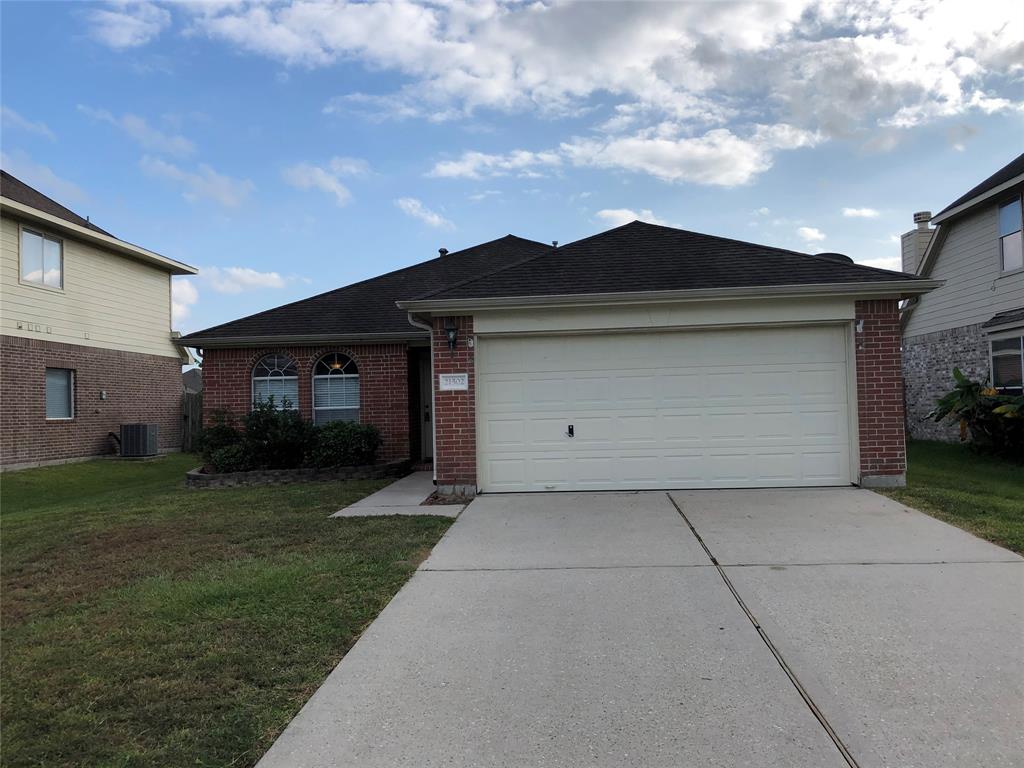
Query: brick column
[[854, 299, 907, 487], [431, 316, 476, 494]]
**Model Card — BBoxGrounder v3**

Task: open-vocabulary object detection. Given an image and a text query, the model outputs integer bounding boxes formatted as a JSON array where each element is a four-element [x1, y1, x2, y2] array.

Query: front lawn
[[880, 440, 1024, 554], [0, 454, 453, 767]]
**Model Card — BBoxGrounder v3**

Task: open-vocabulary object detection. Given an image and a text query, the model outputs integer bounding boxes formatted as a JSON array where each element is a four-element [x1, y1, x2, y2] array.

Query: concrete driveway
[[259, 489, 1023, 768]]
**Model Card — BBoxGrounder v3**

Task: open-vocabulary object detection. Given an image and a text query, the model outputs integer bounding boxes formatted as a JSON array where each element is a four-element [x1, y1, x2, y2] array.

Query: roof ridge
[[407, 220, 645, 301], [1, 169, 111, 235], [180, 234, 548, 341]]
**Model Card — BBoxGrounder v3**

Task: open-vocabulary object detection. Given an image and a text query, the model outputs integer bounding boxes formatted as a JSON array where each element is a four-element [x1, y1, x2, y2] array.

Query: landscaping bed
[[186, 459, 409, 488], [0, 454, 453, 767], [879, 440, 1024, 554]]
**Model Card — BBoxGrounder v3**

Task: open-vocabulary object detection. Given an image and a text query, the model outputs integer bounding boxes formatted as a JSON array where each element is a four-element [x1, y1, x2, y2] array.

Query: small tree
[[928, 369, 1023, 457]]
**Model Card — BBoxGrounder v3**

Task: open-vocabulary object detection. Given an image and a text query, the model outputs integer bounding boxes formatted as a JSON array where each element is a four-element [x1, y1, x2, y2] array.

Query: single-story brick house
[[178, 221, 939, 493]]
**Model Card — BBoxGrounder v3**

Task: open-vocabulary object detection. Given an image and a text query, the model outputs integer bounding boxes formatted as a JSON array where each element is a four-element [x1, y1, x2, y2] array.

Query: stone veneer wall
[[902, 323, 989, 442]]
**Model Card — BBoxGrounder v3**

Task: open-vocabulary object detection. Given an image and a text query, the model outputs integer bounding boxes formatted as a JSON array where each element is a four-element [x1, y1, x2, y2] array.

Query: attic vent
[[816, 252, 853, 264], [438, 248, 449, 257]]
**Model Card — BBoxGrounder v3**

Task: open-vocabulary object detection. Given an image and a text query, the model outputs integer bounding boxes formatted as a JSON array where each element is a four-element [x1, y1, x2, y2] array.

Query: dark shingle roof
[[414, 221, 924, 302], [982, 307, 1024, 330], [179, 235, 551, 342], [934, 152, 1024, 219], [1, 170, 112, 235]]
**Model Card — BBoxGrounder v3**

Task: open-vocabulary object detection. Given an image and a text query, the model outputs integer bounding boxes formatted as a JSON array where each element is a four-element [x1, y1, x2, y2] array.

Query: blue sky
[[2, 1, 1022, 335]]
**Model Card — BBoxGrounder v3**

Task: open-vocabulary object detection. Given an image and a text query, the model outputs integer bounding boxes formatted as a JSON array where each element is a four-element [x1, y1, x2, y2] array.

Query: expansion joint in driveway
[[666, 493, 862, 768]]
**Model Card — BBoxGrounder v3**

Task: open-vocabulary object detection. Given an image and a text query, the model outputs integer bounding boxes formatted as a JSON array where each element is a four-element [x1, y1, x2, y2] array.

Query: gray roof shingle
[[982, 307, 1024, 330], [934, 152, 1024, 219], [179, 235, 551, 342], [414, 220, 925, 302], [1, 170, 112, 235]]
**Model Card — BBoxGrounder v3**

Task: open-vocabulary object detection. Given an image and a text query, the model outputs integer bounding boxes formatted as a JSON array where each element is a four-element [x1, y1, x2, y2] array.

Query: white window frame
[[312, 353, 360, 425], [989, 334, 1024, 394], [19, 224, 65, 292], [45, 368, 75, 421], [997, 195, 1023, 276], [251, 354, 299, 410]]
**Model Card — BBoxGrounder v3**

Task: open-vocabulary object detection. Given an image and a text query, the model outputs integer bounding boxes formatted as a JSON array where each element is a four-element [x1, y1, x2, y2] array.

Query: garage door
[[475, 325, 853, 491]]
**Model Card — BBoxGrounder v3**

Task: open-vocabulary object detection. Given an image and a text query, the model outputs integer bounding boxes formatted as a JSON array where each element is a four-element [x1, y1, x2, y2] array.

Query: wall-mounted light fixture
[[444, 317, 458, 350]]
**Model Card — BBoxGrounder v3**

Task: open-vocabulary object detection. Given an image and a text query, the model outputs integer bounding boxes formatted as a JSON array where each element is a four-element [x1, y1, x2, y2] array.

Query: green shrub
[[311, 421, 382, 469], [209, 443, 254, 473], [929, 368, 1024, 459], [243, 397, 316, 469], [198, 411, 242, 461]]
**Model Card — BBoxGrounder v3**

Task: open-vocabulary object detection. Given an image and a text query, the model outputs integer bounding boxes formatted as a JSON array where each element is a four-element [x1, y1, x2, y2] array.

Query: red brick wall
[[200, 343, 410, 462], [855, 299, 906, 480], [1, 335, 182, 467], [431, 317, 476, 490]]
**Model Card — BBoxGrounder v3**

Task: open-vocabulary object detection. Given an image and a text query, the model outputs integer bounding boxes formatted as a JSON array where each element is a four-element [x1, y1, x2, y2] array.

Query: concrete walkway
[[331, 471, 462, 518], [265, 489, 1023, 767]]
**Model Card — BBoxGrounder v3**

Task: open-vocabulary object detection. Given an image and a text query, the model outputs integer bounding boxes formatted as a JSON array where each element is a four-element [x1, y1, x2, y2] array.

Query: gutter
[[931, 173, 1024, 225], [1, 197, 197, 275], [397, 279, 944, 314], [173, 330, 429, 348], [406, 312, 437, 485]]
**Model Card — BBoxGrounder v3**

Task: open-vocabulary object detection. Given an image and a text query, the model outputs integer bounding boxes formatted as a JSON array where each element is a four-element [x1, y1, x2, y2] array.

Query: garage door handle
[[566, 424, 574, 438]]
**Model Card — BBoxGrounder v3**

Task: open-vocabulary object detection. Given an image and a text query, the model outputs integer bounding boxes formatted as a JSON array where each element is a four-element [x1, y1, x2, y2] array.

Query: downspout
[[407, 312, 437, 485]]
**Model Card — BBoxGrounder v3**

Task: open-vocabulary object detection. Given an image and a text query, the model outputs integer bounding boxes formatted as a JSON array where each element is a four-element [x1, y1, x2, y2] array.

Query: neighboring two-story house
[[0, 171, 197, 469], [901, 152, 1024, 441]]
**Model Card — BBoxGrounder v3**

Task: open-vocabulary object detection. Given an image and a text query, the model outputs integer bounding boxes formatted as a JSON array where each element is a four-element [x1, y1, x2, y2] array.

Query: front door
[[419, 355, 434, 460]]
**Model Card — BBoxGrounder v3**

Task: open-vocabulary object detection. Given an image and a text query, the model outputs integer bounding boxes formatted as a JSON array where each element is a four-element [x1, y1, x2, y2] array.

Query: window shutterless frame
[[251, 354, 299, 410], [997, 194, 1024, 275], [45, 368, 75, 420], [989, 334, 1024, 394], [312, 353, 360, 425], [18, 224, 65, 292]]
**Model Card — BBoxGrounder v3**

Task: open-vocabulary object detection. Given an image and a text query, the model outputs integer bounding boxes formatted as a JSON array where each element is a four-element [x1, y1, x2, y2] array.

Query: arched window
[[252, 354, 298, 410], [313, 353, 360, 425]]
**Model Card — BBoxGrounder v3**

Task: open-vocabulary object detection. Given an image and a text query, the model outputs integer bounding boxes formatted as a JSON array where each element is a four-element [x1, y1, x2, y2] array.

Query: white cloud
[[200, 266, 293, 294], [798, 226, 827, 242], [0, 151, 86, 204], [140, 156, 253, 208], [754, 207, 771, 216], [468, 190, 501, 201], [1, 107, 56, 141], [87, 1, 170, 49], [856, 255, 902, 271], [595, 209, 668, 227], [186, 1, 1022, 154], [430, 150, 561, 179], [395, 197, 453, 229], [842, 207, 881, 218], [281, 156, 369, 206], [171, 278, 199, 323], [78, 105, 195, 156]]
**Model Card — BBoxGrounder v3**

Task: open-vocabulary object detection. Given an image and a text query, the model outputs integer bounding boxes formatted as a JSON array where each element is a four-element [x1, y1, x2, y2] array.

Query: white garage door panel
[[477, 326, 853, 491]]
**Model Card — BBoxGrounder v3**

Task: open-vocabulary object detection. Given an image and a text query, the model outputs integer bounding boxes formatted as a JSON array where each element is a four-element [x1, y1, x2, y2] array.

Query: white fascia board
[[1, 197, 197, 275], [930, 174, 1024, 225], [174, 331, 429, 348], [396, 280, 944, 314]]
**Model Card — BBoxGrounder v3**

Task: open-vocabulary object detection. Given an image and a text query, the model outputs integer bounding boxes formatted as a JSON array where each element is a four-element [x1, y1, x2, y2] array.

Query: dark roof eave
[[175, 330, 429, 348], [397, 280, 944, 313]]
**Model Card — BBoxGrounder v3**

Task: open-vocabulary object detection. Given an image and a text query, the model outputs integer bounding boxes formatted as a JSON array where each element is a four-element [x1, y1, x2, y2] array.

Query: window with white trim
[[252, 354, 299, 409], [45, 368, 74, 419], [21, 228, 63, 289], [312, 353, 360, 425], [998, 197, 1023, 273], [991, 336, 1023, 394]]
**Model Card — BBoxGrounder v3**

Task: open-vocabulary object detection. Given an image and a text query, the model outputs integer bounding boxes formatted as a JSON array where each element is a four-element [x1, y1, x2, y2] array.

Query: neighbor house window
[[998, 197, 1023, 272], [45, 368, 74, 419], [21, 228, 63, 289], [312, 353, 359, 425], [252, 354, 298, 409], [991, 336, 1023, 394]]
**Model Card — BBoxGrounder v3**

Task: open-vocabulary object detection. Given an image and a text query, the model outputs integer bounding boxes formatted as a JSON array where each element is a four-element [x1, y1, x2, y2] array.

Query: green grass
[[0, 455, 453, 768], [880, 440, 1024, 554]]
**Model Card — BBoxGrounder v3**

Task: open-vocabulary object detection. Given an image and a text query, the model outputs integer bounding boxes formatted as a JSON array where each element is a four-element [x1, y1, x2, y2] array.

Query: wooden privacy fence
[[182, 391, 203, 452]]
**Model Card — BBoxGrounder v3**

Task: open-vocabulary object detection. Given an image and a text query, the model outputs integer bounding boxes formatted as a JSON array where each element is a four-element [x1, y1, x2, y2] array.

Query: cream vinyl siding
[[476, 325, 854, 492], [905, 203, 1024, 338], [1, 214, 178, 358]]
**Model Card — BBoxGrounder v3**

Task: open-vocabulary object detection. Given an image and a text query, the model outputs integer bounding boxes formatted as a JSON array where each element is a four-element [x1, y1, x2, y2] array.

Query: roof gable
[[933, 152, 1024, 222]]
